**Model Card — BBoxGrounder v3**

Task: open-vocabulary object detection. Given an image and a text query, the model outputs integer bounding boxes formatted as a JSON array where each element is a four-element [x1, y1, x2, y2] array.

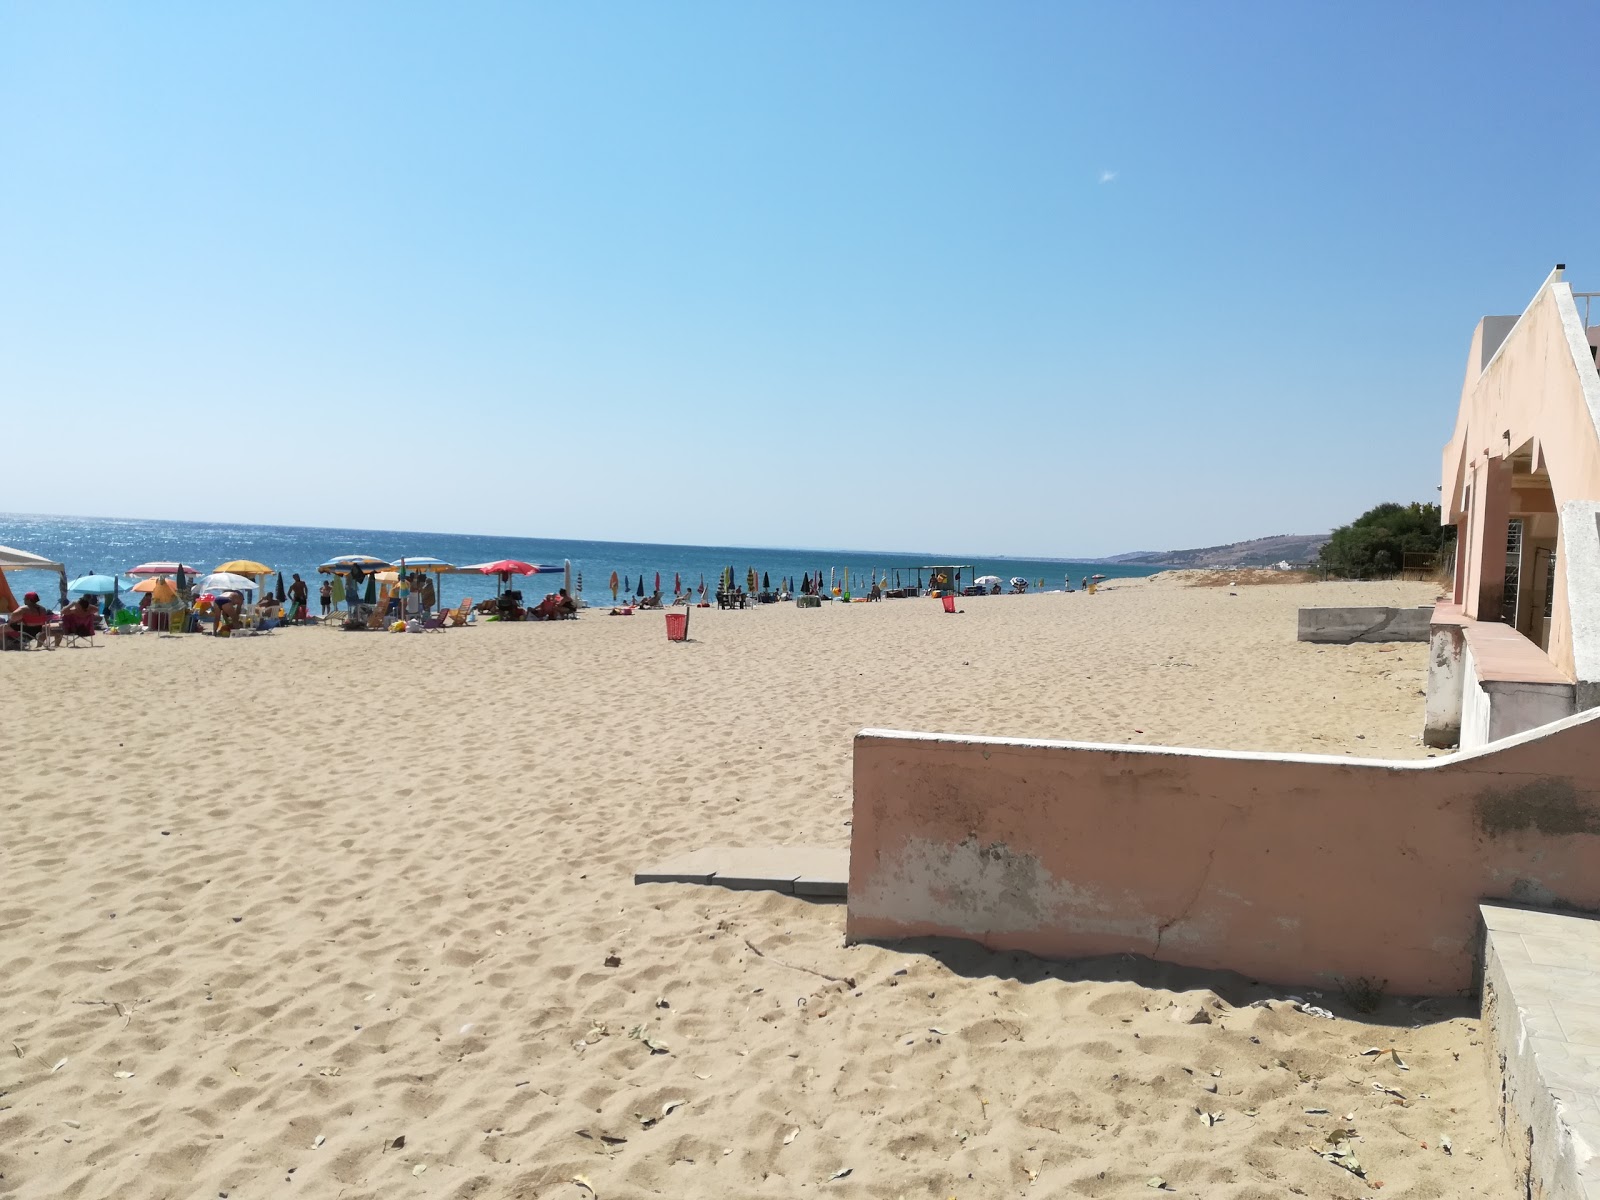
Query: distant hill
[[1103, 533, 1329, 569]]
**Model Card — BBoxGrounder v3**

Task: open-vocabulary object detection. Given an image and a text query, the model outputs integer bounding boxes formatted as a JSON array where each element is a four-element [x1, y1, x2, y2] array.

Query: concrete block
[[794, 875, 848, 898], [635, 846, 847, 898], [633, 847, 723, 885], [1297, 606, 1433, 643], [1482, 902, 1600, 1200]]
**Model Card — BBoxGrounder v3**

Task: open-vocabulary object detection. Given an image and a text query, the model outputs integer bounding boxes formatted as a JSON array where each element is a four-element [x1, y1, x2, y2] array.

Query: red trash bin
[[665, 611, 689, 642], [940, 595, 956, 614]]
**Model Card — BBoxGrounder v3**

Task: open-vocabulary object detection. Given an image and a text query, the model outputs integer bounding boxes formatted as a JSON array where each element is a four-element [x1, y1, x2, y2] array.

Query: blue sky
[[3, 2, 1596, 556]]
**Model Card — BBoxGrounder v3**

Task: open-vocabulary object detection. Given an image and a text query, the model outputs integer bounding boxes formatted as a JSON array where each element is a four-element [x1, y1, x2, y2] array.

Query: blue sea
[[0, 513, 1158, 609]]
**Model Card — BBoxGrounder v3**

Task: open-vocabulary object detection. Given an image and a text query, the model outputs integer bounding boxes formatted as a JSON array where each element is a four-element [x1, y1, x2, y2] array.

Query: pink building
[[1427, 266, 1600, 749]]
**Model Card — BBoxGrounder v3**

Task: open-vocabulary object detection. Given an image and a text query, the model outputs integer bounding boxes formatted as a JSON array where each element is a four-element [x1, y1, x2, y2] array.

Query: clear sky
[[4, 3, 1597, 556]]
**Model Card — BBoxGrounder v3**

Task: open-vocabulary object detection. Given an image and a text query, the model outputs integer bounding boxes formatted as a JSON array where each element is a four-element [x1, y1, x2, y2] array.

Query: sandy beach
[[2, 576, 1515, 1198]]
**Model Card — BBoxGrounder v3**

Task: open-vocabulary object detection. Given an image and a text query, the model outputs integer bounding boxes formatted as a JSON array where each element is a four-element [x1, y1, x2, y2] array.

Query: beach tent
[[0, 544, 68, 611]]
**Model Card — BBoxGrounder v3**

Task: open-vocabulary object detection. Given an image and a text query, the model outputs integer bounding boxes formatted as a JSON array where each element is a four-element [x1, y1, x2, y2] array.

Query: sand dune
[[1, 578, 1514, 1197]]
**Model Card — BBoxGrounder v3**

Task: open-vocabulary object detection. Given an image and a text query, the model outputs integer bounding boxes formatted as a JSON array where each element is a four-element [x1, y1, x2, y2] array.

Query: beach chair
[[1, 621, 48, 651], [443, 597, 472, 627], [61, 613, 97, 648], [366, 604, 388, 630]]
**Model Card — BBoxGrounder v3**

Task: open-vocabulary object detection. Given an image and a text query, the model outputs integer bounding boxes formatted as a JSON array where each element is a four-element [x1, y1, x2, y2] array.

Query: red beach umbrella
[[128, 561, 205, 576], [474, 560, 538, 575], [654, 571, 661, 595], [674, 572, 681, 595]]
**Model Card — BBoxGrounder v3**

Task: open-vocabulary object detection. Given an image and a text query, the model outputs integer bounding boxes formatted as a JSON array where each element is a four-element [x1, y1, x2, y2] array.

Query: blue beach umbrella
[[68, 574, 137, 596]]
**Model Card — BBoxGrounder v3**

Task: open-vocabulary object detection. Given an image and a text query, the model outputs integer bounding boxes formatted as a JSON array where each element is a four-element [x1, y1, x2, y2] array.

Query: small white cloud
[[1098, 169, 1118, 185]]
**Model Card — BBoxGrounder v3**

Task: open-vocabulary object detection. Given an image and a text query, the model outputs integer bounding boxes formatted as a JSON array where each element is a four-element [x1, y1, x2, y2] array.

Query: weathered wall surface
[[849, 712, 1600, 994], [1296, 606, 1433, 643], [1424, 612, 1466, 747]]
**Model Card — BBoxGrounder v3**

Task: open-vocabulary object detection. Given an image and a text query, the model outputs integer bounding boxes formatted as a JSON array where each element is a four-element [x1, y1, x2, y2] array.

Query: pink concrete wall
[[849, 712, 1600, 994]]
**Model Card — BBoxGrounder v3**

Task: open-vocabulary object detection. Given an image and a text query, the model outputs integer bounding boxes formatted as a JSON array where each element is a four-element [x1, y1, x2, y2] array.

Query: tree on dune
[[1319, 501, 1454, 577]]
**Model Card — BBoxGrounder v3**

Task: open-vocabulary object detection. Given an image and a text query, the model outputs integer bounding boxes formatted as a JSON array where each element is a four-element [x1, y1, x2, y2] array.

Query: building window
[[1502, 518, 1523, 626]]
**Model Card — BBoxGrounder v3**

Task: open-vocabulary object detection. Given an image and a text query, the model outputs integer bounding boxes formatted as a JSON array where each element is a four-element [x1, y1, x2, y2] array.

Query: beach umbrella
[[131, 577, 178, 601], [215, 560, 271, 577], [468, 560, 542, 575], [363, 575, 376, 604], [674, 572, 681, 596], [636, 576, 645, 598], [654, 571, 661, 596], [275, 572, 286, 602], [319, 554, 387, 574], [128, 561, 204, 576], [609, 571, 619, 601], [67, 574, 135, 596], [392, 556, 453, 571], [763, 571, 770, 590], [199, 572, 261, 593]]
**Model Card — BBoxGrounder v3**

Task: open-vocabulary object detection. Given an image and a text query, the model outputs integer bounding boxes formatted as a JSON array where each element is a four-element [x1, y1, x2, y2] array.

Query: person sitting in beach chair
[[495, 590, 525, 621], [60, 595, 99, 647], [3, 591, 58, 649]]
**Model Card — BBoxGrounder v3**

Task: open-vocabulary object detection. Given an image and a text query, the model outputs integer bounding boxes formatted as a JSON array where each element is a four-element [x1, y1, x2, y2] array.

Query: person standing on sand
[[289, 573, 309, 622], [419, 573, 436, 615], [319, 579, 332, 616]]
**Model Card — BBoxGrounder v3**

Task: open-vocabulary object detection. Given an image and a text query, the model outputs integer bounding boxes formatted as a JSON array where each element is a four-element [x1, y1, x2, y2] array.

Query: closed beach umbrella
[[275, 572, 286, 602], [363, 575, 376, 604], [674, 572, 681, 596], [654, 571, 661, 596], [609, 571, 619, 600], [636, 576, 644, 598], [762, 571, 770, 590]]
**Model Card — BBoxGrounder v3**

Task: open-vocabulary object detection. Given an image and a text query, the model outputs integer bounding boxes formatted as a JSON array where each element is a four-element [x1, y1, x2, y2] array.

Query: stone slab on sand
[[636, 845, 847, 896]]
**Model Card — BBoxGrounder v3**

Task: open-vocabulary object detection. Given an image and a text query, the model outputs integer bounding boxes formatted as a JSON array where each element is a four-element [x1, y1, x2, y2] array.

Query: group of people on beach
[[2, 591, 97, 649]]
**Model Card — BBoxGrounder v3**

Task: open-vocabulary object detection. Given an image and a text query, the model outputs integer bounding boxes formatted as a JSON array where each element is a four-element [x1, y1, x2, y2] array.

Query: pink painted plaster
[[849, 713, 1600, 994]]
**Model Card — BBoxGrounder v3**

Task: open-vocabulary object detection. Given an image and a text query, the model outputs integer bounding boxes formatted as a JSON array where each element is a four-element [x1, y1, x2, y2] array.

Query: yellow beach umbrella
[[215, 559, 272, 577]]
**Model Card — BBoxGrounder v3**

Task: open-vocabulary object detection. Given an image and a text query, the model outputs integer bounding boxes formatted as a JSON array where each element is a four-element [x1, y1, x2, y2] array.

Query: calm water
[[0, 513, 1157, 609]]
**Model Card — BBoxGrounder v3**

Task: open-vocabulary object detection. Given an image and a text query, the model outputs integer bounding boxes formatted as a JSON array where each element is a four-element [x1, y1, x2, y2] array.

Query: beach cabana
[[0, 544, 68, 612], [920, 565, 974, 596], [459, 559, 570, 599]]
